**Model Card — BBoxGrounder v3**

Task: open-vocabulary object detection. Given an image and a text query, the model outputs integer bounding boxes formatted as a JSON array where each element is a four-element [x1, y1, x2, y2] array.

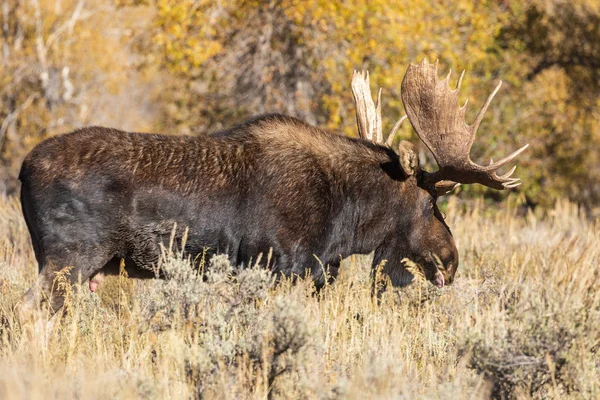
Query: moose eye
[[423, 198, 435, 212]]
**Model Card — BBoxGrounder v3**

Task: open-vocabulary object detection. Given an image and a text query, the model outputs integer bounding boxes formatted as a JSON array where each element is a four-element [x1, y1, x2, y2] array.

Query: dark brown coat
[[20, 114, 457, 311]]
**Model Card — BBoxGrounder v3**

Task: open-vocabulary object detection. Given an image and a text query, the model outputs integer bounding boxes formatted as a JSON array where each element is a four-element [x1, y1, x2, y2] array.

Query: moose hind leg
[[20, 247, 112, 316]]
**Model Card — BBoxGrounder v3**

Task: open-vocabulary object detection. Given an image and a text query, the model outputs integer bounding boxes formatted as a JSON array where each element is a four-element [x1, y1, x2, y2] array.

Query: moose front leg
[[371, 246, 415, 297]]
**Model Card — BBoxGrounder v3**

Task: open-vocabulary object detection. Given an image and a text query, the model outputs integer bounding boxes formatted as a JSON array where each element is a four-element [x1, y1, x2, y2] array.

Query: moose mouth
[[89, 279, 100, 292], [410, 254, 447, 288], [404, 256, 446, 288], [433, 270, 445, 288], [89, 270, 105, 292]]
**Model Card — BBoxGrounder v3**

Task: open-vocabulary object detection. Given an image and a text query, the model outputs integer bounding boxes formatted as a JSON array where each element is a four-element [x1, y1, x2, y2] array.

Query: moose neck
[[325, 146, 412, 259]]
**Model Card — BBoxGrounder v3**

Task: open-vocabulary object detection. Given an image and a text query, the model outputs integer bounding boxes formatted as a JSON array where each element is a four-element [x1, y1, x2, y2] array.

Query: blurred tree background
[[1, 0, 599, 209]]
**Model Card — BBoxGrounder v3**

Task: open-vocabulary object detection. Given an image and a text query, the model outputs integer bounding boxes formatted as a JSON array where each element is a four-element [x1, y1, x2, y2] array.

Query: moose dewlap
[[19, 60, 527, 314]]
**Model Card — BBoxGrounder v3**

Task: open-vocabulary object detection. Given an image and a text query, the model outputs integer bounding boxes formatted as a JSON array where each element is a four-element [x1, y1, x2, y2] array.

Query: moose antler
[[401, 59, 528, 190], [351, 70, 383, 143], [351, 70, 408, 146], [351, 71, 417, 175]]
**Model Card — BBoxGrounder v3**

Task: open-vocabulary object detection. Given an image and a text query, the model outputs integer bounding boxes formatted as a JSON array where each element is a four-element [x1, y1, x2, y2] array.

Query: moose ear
[[397, 140, 419, 176]]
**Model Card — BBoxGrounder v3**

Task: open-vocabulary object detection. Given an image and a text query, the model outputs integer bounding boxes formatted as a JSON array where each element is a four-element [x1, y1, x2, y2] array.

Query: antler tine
[[482, 144, 529, 188], [386, 115, 408, 146], [487, 143, 530, 171], [503, 181, 521, 189], [445, 69, 452, 83], [457, 70, 465, 90], [375, 87, 383, 143], [472, 80, 502, 134], [435, 180, 461, 196], [351, 70, 382, 143], [498, 165, 517, 180]]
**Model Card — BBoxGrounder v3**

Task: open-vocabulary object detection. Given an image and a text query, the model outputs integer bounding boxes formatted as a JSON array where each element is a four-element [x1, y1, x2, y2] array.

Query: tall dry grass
[[0, 195, 598, 399]]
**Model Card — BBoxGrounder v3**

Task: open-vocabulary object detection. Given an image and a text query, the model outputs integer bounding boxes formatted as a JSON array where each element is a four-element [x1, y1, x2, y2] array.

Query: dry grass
[[0, 195, 598, 399]]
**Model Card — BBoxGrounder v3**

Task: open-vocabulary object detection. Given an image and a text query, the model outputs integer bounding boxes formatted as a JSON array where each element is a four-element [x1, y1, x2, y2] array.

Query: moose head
[[352, 59, 528, 288]]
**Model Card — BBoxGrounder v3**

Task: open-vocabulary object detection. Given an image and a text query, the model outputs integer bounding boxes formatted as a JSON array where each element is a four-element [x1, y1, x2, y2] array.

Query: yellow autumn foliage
[[1, 0, 599, 207], [149, 0, 600, 207]]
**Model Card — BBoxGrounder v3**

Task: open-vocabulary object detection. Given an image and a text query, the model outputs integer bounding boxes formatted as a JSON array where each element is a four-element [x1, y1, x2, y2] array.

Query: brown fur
[[19, 114, 457, 314]]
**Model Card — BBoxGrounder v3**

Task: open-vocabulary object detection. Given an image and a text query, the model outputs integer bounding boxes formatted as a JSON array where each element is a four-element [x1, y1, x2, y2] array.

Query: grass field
[[0, 195, 598, 399]]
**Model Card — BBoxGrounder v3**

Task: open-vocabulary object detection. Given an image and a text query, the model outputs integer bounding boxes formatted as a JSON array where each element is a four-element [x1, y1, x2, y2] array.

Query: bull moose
[[19, 60, 527, 314]]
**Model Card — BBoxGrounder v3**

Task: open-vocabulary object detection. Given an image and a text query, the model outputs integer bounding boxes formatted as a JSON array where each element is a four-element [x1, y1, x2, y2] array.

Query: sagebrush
[[0, 195, 598, 399]]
